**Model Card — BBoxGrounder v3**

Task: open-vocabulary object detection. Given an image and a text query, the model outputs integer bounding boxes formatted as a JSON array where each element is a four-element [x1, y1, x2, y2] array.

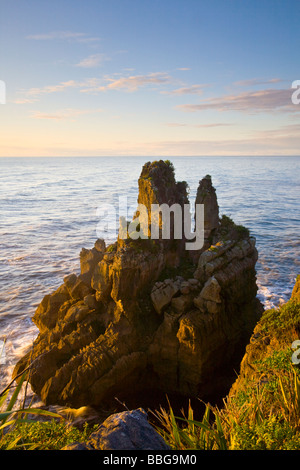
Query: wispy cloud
[[15, 79, 94, 102], [162, 84, 207, 96], [27, 31, 101, 43], [166, 123, 187, 127], [81, 72, 171, 93], [106, 72, 171, 91], [166, 122, 233, 128], [26, 80, 79, 96], [193, 123, 233, 128], [234, 78, 286, 87], [250, 123, 300, 139], [13, 97, 38, 104], [15, 72, 171, 102], [178, 88, 296, 114], [76, 53, 108, 68], [133, 123, 300, 156], [30, 108, 103, 121]]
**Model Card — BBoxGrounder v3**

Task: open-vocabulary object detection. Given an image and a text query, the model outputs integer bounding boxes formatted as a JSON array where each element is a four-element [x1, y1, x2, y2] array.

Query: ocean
[[0, 156, 299, 388]]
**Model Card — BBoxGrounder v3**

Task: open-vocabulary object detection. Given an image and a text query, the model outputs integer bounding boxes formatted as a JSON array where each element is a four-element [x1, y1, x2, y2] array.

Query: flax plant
[[152, 399, 228, 450], [0, 364, 62, 449]]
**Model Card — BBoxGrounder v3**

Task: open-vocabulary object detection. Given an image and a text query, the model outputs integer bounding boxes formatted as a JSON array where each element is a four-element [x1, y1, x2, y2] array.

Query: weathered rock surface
[[14, 160, 263, 409], [62, 408, 170, 450]]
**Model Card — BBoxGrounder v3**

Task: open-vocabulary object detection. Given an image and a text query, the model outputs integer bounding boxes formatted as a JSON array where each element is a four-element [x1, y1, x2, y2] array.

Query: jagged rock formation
[[14, 160, 263, 408]]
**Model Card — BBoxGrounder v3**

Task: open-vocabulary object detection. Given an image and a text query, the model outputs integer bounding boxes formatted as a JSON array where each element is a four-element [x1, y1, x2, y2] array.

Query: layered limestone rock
[[14, 160, 263, 408]]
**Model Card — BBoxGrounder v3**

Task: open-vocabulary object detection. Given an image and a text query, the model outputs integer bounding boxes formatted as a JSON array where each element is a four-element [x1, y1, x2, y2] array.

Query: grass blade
[[6, 372, 27, 413], [0, 390, 9, 409], [214, 411, 228, 450]]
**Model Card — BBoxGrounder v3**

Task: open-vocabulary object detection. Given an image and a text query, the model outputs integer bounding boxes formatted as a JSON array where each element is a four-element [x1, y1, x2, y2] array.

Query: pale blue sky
[[1, 0, 300, 156]]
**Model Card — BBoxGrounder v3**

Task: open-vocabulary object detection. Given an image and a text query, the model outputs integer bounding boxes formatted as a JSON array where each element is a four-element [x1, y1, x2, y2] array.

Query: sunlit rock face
[[14, 160, 263, 408]]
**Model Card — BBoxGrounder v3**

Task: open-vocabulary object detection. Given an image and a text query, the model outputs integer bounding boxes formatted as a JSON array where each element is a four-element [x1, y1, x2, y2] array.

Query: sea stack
[[13, 160, 263, 408]]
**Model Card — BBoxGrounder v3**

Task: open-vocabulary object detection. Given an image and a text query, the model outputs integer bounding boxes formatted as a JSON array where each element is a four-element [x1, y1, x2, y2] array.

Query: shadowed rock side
[[14, 160, 263, 408]]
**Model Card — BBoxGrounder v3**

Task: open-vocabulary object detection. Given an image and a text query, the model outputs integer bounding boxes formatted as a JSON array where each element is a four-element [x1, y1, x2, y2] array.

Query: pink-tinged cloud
[[30, 108, 103, 120], [193, 123, 233, 128], [91, 72, 171, 92], [13, 98, 38, 104], [26, 80, 79, 96], [15, 73, 171, 102], [139, 123, 300, 156], [177, 88, 296, 113], [162, 84, 207, 95], [15, 79, 100, 102], [76, 53, 108, 68], [166, 122, 233, 128], [234, 78, 286, 87]]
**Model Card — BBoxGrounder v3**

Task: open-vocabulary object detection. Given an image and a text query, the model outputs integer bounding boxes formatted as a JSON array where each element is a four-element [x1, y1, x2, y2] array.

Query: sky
[[1, 0, 300, 157]]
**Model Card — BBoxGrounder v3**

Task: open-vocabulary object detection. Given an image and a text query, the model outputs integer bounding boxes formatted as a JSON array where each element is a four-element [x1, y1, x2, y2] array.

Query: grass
[[259, 299, 300, 336], [0, 359, 96, 450], [219, 214, 250, 239], [151, 366, 300, 450], [0, 420, 96, 450], [152, 400, 228, 450], [222, 296, 300, 450], [140, 159, 175, 181]]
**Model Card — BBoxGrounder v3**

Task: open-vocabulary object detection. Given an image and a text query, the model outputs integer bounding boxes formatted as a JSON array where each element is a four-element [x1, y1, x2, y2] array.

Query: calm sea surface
[[0, 156, 299, 385]]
